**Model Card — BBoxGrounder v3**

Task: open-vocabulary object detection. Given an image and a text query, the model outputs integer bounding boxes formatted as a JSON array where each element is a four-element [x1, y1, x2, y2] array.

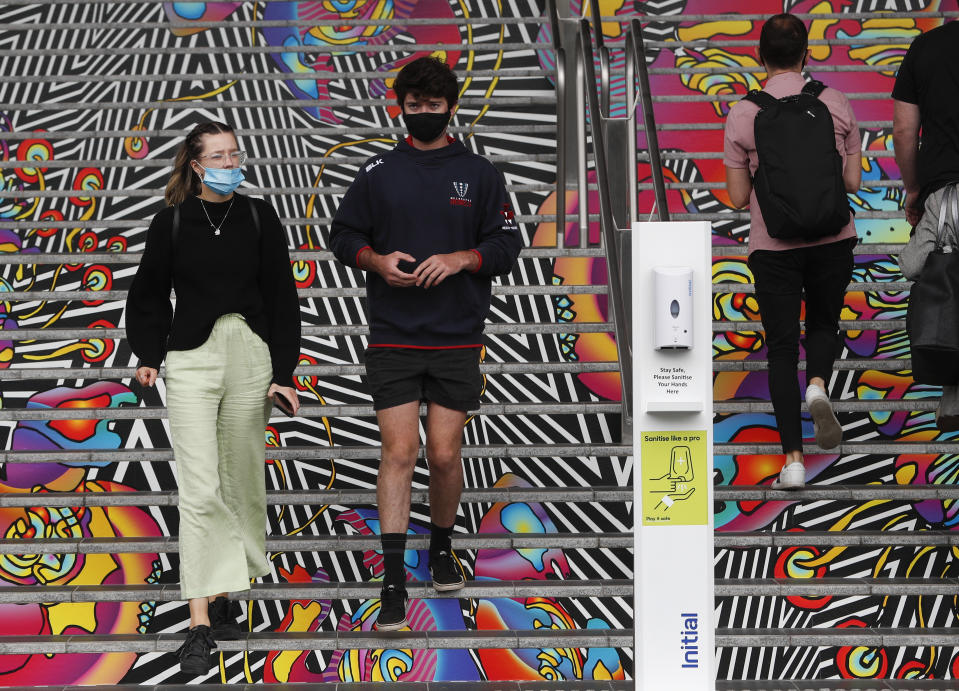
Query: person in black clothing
[[893, 21, 959, 431], [329, 57, 522, 631], [126, 121, 300, 674]]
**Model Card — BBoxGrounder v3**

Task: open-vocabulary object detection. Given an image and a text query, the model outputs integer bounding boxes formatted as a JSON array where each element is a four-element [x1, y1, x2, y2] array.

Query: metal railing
[[551, 4, 672, 439]]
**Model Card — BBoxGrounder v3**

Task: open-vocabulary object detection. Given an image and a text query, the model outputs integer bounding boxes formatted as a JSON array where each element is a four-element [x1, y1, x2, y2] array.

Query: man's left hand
[[414, 251, 476, 289], [905, 190, 922, 226]]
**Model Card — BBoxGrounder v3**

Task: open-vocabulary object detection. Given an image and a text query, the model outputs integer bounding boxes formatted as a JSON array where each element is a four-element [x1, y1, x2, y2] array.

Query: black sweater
[[126, 194, 301, 385], [329, 138, 523, 347]]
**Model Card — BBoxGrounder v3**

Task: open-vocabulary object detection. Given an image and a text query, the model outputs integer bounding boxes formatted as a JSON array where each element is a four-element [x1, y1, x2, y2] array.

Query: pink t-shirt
[[723, 72, 861, 253]]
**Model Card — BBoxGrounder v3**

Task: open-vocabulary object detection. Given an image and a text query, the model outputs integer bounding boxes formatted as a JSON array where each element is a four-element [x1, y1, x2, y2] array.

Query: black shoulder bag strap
[[247, 196, 261, 240], [801, 79, 826, 98], [171, 204, 180, 248], [743, 89, 779, 110]]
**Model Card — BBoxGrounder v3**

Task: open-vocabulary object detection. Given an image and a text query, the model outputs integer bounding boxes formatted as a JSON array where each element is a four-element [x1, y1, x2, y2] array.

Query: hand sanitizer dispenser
[[653, 266, 693, 350]]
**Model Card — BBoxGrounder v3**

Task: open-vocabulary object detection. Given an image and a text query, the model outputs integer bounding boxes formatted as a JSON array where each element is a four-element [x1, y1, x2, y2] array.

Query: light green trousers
[[166, 313, 274, 599]]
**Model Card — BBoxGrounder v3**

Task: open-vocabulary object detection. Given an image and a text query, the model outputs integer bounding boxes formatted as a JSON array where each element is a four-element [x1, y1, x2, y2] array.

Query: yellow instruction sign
[[641, 430, 708, 526]]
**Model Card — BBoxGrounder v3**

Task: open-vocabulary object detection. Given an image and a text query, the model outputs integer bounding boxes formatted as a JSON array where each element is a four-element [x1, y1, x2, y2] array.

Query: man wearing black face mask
[[330, 56, 522, 631]]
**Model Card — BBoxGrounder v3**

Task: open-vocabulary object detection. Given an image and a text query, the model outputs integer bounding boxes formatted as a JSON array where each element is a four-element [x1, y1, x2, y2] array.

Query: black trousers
[[747, 238, 855, 454]]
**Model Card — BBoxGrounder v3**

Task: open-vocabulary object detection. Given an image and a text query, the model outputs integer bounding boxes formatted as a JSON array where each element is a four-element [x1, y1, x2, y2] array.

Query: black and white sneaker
[[208, 596, 243, 640], [376, 584, 409, 631], [429, 550, 465, 592], [175, 624, 216, 675]]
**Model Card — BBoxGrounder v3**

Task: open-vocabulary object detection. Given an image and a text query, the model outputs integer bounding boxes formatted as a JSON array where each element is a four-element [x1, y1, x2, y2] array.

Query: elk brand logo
[[450, 181, 472, 207], [365, 158, 384, 173], [680, 612, 699, 669]]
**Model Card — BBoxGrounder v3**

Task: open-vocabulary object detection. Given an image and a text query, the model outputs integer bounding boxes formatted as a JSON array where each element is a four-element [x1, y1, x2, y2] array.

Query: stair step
[[0, 397, 942, 418], [715, 682, 943, 691], [4, 182, 557, 199], [715, 628, 959, 647], [0, 629, 633, 655], [714, 319, 905, 331], [715, 485, 959, 501], [0, 579, 632, 604], [0, 246, 606, 264], [0, 485, 633, 507], [0, 42, 553, 60], [5, 578, 952, 604], [0, 243, 906, 259], [16, 16, 545, 30], [0, 686, 631, 691], [715, 578, 959, 597], [1, 284, 608, 302], [716, 531, 959, 548], [0, 124, 560, 141], [714, 358, 909, 371], [3, 443, 957, 468], [0, 360, 910, 380], [0, 361, 621, 380], [0, 483, 953, 506], [5, 282, 913, 302], [5, 151, 560, 168], [0, 320, 913, 341], [714, 442, 959, 455], [0, 402, 624, 420], [0, 322, 616, 341], [0, 399, 942, 418], [715, 400, 937, 414], [713, 281, 911, 294], [0, 533, 635, 555]]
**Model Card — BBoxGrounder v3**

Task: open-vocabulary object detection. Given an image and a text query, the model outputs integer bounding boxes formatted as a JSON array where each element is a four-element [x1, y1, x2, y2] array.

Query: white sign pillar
[[633, 221, 714, 689]]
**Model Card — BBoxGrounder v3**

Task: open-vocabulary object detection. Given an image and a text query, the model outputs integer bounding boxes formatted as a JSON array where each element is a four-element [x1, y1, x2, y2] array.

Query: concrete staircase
[[2, 1, 957, 689], [0, 1, 632, 689]]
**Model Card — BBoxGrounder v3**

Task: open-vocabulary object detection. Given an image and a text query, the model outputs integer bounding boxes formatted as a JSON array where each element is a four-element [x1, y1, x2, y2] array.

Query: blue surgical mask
[[197, 164, 244, 195]]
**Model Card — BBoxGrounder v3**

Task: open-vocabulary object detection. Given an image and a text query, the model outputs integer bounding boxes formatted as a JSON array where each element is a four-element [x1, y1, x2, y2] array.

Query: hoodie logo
[[501, 203, 518, 229], [450, 181, 472, 208], [365, 158, 384, 173]]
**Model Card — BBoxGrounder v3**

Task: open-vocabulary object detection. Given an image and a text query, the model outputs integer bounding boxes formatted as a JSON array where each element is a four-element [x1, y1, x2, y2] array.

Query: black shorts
[[364, 346, 484, 412]]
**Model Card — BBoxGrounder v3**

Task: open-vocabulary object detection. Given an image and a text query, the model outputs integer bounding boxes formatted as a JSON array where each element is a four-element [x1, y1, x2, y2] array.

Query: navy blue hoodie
[[329, 138, 522, 348]]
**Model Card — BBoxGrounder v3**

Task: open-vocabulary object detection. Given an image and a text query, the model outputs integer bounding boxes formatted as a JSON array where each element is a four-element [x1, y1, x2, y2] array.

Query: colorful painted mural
[[0, 0, 954, 685], [0, 0, 627, 685]]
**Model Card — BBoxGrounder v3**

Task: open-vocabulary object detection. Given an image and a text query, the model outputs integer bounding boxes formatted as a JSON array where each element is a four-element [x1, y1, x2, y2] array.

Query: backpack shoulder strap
[[171, 204, 180, 248], [247, 196, 261, 240], [801, 80, 826, 98], [743, 89, 778, 110]]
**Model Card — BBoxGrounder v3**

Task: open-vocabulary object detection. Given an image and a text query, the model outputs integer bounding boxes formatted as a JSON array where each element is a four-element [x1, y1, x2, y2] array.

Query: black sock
[[429, 521, 454, 556], [381, 532, 407, 588]]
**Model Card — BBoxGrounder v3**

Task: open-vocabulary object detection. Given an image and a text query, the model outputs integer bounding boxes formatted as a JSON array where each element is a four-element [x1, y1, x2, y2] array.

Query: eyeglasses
[[198, 151, 247, 167]]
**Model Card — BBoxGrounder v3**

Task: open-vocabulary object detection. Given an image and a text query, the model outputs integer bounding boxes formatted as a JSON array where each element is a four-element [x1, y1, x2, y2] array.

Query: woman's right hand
[[135, 366, 158, 387]]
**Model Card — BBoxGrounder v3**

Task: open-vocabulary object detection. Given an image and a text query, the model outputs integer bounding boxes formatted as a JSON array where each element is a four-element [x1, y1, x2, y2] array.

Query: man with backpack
[[893, 21, 959, 432], [724, 13, 861, 489]]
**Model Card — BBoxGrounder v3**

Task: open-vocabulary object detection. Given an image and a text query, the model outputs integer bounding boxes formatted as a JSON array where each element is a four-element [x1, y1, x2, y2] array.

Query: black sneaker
[[208, 597, 243, 640], [376, 584, 408, 631], [175, 624, 216, 676], [429, 549, 465, 592]]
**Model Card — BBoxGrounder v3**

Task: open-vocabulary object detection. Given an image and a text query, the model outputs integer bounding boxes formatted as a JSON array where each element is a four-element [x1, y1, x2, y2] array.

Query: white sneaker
[[806, 384, 842, 450], [771, 461, 805, 489]]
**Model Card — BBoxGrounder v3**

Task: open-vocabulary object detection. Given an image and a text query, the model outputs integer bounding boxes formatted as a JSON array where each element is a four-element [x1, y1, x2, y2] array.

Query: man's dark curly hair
[[394, 57, 459, 109]]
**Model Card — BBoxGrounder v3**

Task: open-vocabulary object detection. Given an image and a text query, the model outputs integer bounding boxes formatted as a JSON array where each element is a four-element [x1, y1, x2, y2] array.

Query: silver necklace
[[199, 197, 234, 236]]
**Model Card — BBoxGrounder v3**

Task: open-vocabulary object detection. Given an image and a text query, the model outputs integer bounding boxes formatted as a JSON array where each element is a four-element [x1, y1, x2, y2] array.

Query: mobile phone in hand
[[272, 391, 296, 417], [397, 259, 419, 274]]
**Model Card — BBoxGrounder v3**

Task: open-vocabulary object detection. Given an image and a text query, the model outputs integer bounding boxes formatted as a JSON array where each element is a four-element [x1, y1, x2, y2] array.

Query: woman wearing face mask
[[126, 120, 301, 674]]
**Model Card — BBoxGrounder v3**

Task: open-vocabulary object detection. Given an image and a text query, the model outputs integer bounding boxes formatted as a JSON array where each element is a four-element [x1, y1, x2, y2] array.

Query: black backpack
[[743, 80, 850, 240]]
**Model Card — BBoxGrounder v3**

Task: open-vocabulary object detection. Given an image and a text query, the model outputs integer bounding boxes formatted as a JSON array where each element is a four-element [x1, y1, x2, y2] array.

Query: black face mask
[[403, 111, 451, 143]]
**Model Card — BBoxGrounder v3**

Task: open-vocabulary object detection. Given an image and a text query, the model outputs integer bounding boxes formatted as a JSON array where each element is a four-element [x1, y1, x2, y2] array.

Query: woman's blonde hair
[[164, 120, 236, 206]]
